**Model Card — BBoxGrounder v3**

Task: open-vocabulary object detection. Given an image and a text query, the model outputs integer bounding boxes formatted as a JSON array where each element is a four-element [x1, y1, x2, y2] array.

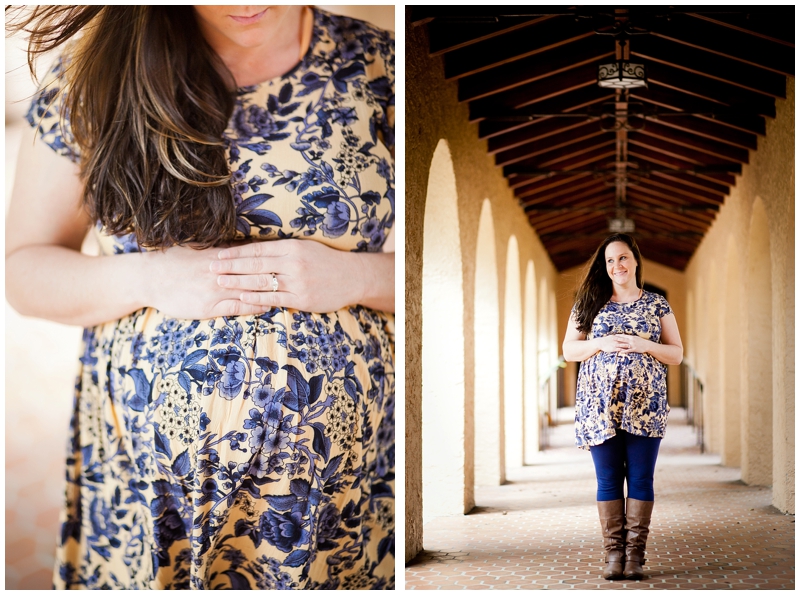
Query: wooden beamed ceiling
[[411, 6, 794, 270]]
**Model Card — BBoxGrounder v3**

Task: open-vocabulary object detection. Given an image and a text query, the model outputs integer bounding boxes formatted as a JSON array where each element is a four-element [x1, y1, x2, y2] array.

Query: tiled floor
[[406, 409, 795, 589]]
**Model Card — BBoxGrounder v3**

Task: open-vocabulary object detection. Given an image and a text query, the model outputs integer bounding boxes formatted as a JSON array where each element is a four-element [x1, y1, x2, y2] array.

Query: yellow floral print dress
[[574, 291, 672, 450], [26, 9, 395, 590]]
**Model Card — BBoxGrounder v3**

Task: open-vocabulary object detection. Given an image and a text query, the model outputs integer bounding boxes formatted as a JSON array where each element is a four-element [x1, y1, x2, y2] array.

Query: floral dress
[[26, 10, 395, 590], [574, 291, 672, 450]]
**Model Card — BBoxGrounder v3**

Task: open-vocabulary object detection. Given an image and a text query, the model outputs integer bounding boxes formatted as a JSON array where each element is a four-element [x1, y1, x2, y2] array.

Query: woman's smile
[[229, 8, 268, 25]]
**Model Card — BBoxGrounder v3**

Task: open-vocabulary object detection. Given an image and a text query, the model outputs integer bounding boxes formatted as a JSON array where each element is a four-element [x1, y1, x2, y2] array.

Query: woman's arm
[[6, 136, 394, 326], [562, 314, 631, 362], [5, 137, 275, 326], [620, 313, 683, 365]]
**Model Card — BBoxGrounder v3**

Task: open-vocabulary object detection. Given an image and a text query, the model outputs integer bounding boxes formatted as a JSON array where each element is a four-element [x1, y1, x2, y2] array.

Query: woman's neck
[[205, 6, 314, 88], [611, 284, 641, 303]]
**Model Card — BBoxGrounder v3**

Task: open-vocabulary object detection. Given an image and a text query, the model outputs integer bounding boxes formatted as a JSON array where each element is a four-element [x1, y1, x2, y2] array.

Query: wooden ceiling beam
[[495, 122, 606, 167], [650, 170, 730, 197], [508, 145, 618, 189], [627, 157, 731, 196], [628, 134, 743, 169], [627, 195, 715, 231], [632, 179, 724, 207], [635, 121, 750, 163], [520, 184, 615, 216], [519, 178, 607, 204], [641, 114, 757, 151], [653, 14, 794, 76], [468, 63, 597, 120], [632, 36, 787, 98], [443, 16, 595, 80], [504, 134, 617, 176], [631, 87, 766, 136], [626, 146, 737, 186], [458, 37, 613, 102], [625, 185, 721, 212], [647, 64, 777, 118], [686, 12, 794, 47], [478, 88, 614, 138], [535, 212, 609, 235], [527, 190, 616, 224], [635, 176, 724, 206], [429, 17, 548, 56], [488, 118, 591, 155]]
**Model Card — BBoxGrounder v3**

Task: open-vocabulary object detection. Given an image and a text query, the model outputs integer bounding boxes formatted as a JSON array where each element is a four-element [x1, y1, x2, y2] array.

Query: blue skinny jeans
[[589, 429, 661, 501]]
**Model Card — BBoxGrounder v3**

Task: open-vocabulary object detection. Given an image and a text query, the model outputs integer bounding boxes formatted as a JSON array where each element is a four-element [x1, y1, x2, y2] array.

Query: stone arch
[[721, 236, 742, 467], [503, 235, 524, 471], [538, 277, 553, 424], [473, 199, 503, 486], [422, 139, 469, 521], [742, 197, 772, 485], [523, 260, 539, 463]]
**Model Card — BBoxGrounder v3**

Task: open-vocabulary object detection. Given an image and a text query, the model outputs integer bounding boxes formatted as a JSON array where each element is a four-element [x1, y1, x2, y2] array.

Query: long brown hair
[[572, 233, 644, 334], [6, 6, 238, 248]]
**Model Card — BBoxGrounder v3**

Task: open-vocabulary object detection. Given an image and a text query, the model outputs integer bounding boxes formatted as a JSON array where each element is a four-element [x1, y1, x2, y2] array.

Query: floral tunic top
[[574, 291, 672, 449], [26, 9, 395, 590]]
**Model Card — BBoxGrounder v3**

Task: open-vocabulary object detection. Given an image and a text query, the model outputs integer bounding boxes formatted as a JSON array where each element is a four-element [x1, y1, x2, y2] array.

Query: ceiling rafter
[[413, 6, 793, 270]]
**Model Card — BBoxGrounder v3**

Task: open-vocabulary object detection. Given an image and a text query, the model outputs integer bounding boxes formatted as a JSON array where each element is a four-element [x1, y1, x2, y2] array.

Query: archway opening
[[523, 260, 539, 463], [422, 139, 468, 522], [473, 199, 503, 486], [503, 236, 523, 471]]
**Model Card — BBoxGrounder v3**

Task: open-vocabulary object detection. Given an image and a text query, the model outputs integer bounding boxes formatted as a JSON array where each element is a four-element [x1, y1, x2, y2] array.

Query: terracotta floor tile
[[407, 411, 795, 590]]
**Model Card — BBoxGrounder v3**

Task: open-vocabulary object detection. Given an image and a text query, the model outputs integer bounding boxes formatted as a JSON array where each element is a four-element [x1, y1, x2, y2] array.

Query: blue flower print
[[36, 8, 396, 590], [321, 201, 350, 237], [574, 291, 672, 449]]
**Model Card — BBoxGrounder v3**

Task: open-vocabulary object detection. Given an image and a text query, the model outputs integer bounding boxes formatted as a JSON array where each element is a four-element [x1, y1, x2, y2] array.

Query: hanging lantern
[[597, 61, 647, 89]]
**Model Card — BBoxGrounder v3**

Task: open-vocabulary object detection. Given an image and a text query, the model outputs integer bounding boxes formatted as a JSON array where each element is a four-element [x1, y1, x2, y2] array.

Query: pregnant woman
[[6, 6, 394, 589], [563, 233, 683, 581]]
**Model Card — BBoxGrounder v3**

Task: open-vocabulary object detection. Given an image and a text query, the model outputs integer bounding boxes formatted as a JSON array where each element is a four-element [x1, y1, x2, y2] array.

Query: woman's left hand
[[210, 239, 395, 313], [617, 334, 651, 354]]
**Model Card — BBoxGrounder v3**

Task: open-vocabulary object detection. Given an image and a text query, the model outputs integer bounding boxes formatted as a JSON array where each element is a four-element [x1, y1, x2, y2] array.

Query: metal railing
[[539, 356, 566, 450], [682, 362, 704, 453]]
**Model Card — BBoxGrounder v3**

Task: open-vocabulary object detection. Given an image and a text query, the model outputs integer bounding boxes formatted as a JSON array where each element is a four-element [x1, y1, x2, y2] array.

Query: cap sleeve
[[366, 27, 394, 153], [24, 55, 81, 162], [655, 294, 673, 318]]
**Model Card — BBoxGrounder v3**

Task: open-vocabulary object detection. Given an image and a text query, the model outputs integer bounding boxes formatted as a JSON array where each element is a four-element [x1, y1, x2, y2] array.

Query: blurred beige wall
[[4, 6, 394, 590]]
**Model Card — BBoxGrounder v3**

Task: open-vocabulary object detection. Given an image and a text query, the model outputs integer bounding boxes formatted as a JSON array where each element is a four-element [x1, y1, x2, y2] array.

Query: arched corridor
[[406, 6, 794, 587]]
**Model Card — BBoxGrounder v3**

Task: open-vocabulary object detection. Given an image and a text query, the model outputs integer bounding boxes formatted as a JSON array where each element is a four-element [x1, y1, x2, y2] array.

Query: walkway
[[405, 409, 795, 589]]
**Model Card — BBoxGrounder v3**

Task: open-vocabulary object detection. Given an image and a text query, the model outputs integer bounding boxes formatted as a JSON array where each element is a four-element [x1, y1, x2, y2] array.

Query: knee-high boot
[[597, 500, 626, 580], [623, 498, 654, 580]]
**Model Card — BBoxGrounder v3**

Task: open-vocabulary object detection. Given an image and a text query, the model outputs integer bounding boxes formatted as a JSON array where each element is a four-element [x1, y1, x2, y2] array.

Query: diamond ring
[[270, 273, 279, 292]]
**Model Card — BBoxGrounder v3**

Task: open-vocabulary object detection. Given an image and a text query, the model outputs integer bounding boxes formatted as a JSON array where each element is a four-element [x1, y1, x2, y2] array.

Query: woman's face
[[193, 5, 296, 50], [604, 241, 638, 286]]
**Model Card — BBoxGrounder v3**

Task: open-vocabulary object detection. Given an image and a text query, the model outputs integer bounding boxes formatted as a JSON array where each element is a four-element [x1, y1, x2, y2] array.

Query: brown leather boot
[[597, 500, 626, 580], [623, 498, 654, 580]]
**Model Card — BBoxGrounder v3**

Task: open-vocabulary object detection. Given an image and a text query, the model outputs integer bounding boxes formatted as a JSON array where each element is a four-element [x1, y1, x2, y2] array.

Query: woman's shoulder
[[314, 8, 395, 49], [25, 50, 80, 162], [640, 290, 673, 316]]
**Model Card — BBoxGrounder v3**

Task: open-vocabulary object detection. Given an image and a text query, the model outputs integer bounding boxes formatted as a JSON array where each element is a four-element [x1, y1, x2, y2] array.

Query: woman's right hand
[[595, 334, 631, 353], [143, 245, 268, 319]]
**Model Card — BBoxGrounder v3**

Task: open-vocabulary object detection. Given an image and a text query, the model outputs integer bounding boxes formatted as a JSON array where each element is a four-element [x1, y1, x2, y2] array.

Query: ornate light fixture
[[597, 61, 646, 89], [609, 208, 636, 233]]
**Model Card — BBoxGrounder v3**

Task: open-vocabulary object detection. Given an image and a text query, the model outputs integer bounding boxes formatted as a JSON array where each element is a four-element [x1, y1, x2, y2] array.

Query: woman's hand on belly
[[616, 334, 649, 354], [211, 238, 395, 313], [144, 245, 274, 319], [596, 334, 633, 353]]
